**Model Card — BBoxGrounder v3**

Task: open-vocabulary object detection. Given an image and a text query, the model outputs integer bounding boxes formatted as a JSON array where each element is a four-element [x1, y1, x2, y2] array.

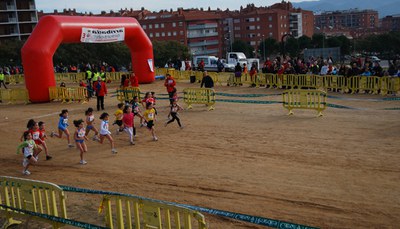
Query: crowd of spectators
[[0, 66, 23, 75], [261, 55, 400, 77], [54, 62, 128, 74]]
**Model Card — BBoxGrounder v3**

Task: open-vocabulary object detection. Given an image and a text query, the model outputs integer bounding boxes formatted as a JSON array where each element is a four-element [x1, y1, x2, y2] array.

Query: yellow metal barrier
[[183, 88, 215, 111], [0, 89, 30, 104], [116, 87, 141, 102], [3, 74, 24, 85], [48, 87, 88, 104], [0, 176, 67, 229], [380, 76, 400, 95], [282, 89, 327, 117], [155, 68, 168, 77], [100, 195, 207, 229]]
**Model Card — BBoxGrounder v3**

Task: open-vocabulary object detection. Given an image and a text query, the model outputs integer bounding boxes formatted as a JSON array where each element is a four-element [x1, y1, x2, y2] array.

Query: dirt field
[[1, 80, 399, 228]]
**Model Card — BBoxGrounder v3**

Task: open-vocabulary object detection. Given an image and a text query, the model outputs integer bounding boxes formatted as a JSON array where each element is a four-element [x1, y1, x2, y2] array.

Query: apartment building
[[38, 1, 313, 58], [0, 0, 38, 41], [381, 14, 400, 32], [315, 9, 378, 30]]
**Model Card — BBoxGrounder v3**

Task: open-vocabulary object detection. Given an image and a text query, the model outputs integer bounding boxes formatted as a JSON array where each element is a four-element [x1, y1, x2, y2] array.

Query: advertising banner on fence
[[80, 28, 125, 43]]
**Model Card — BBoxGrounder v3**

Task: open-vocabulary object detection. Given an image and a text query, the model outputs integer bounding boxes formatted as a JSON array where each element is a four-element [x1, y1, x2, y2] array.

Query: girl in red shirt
[[38, 121, 52, 160], [122, 106, 135, 145]]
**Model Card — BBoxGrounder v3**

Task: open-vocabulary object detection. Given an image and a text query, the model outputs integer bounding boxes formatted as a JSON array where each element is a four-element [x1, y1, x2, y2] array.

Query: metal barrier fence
[[0, 88, 30, 104], [0, 176, 208, 229], [153, 68, 399, 96], [48, 87, 88, 104], [282, 89, 327, 117], [183, 88, 216, 111], [115, 87, 141, 102], [100, 194, 207, 229], [0, 176, 67, 229]]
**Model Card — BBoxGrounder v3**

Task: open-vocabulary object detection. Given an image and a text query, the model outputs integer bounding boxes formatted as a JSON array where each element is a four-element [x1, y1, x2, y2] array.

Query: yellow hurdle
[[282, 89, 327, 117], [0, 176, 67, 229], [99, 195, 207, 229], [183, 88, 215, 111]]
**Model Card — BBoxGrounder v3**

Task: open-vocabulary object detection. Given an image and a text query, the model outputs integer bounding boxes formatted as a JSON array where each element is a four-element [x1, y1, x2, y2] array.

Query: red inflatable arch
[[21, 15, 154, 103]]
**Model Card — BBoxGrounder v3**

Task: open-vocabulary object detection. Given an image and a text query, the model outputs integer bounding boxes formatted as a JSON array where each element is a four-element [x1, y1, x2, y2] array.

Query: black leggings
[[96, 96, 104, 111], [167, 112, 181, 127]]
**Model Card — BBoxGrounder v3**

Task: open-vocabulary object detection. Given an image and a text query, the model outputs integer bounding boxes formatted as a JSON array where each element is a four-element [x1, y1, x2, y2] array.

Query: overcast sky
[[35, 0, 314, 13]]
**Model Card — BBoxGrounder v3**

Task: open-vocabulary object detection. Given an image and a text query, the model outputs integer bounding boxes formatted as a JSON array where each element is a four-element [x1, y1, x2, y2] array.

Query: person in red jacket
[[129, 72, 139, 87], [93, 77, 107, 111], [164, 73, 176, 105]]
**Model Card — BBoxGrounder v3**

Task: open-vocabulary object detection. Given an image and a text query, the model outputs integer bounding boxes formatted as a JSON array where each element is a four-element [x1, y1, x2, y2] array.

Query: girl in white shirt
[[99, 112, 117, 154]]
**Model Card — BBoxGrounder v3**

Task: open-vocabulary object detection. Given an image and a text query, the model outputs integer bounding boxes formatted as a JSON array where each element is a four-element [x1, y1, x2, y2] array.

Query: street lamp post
[[262, 35, 265, 61], [229, 30, 232, 52]]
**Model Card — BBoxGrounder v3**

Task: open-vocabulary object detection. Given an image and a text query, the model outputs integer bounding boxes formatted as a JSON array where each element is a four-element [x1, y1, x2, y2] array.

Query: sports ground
[[0, 80, 399, 228]]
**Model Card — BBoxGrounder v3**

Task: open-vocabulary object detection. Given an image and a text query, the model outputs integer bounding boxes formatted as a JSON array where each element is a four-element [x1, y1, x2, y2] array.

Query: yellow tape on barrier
[[282, 89, 327, 117], [183, 88, 215, 111], [0, 176, 67, 229]]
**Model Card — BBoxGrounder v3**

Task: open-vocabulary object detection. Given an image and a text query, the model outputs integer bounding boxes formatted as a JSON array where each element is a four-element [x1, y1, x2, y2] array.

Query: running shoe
[[80, 160, 87, 165]]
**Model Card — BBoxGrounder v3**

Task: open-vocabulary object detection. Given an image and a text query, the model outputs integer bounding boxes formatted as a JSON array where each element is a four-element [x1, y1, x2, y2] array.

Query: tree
[[297, 35, 312, 50], [259, 38, 279, 58], [0, 39, 24, 65], [231, 40, 254, 58], [282, 37, 299, 57], [152, 40, 190, 67], [311, 34, 324, 48]]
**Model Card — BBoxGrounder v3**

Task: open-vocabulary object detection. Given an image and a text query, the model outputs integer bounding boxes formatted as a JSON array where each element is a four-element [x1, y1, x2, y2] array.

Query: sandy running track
[[0, 80, 399, 228]]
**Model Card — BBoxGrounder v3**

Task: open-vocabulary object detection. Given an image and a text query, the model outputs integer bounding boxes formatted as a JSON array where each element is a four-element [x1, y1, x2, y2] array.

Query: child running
[[38, 121, 52, 160], [165, 99, 184, 129], [73, 119, 88, 165], [51, 109, 73, 148], [113, 103, 124, 134], [29, 121, 44, 160], [143, 102, 158, 141], [84, 107, 100, 141], [99, 112, 118, 154], [122, 105, 135, 145], [130, 96, 143, 132], [17, 132, 38, 175]]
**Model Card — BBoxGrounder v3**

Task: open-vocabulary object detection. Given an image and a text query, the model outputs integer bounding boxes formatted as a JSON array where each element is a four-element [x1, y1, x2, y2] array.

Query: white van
[[227, 52, 247, 67], [193, 56, 234, 72]]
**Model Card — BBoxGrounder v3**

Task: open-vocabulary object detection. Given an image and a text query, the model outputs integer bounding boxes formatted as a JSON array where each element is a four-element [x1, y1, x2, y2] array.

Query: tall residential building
[[38, 1, 313, 58], [315, 9, 378, 30], [381, 14, 400, 32], [221, 2, 313, 57], [0, 0, 38, 41]]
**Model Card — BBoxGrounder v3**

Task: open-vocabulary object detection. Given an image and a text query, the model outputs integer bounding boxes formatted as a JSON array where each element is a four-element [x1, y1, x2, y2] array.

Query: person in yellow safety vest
[[86, 69, 92, 83], [85, 69, 94, 98], [0, 70, 7, 89], [92, 70, 100, 82], [99, 69, 106, 82]]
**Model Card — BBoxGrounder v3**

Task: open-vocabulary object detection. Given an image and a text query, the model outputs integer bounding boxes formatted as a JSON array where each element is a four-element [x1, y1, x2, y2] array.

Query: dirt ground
[[0, 79, 400, 228]]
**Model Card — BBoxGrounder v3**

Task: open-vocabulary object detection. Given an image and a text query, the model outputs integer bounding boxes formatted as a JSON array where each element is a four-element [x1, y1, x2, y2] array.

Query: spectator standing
[[200, 71, 214, 88], [234, 63, 242, 86], [93, 77, 107, 111], [164, 73, 176, 105], [129, 72, 139, 87]]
